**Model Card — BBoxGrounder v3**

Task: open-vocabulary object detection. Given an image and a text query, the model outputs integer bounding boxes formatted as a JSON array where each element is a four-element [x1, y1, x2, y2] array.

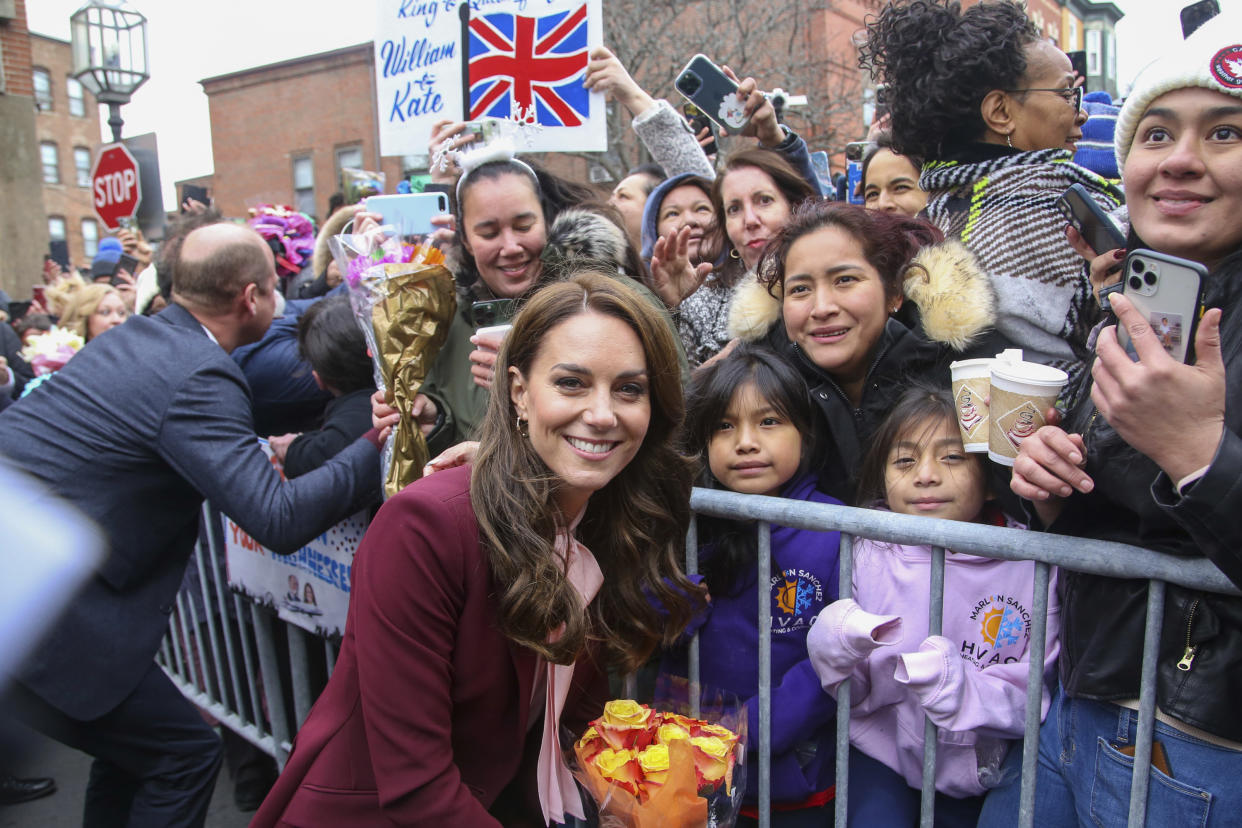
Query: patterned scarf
[[921, 148, 1123, 388]]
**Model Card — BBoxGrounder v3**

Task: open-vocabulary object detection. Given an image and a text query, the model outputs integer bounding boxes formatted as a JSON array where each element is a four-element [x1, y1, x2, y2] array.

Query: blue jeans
[[979, 686, 1242, 827], [847, 747, 982, 828]]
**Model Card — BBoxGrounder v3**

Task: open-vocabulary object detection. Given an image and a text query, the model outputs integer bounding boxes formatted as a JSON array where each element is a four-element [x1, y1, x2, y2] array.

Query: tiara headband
[[444, 136, 540, 206]]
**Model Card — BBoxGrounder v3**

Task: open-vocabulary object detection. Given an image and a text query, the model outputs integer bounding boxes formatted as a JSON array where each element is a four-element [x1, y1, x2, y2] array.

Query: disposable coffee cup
[[988, 361, 1068, 467], [949, 358, 993, 452]]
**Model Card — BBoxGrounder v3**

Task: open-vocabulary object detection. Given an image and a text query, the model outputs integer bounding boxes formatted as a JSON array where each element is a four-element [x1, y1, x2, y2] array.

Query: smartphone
[[682, 103, 718, 156], [181, 184, 210, 211], [845, 141, 871, 206], [674, 54, 749, 132], [112, 253, 140, 286], [1181, 0, 1219, 38], [364, 192, 450, 237], [470, 299, 516, 329], [1117, 249, 1207, 364], [873, 83, 890, 123], [32, 285, 47, 305], [1067, 51, 1088, 91], [1057, 183, 1126, 255], [462, 118, 502, 145], [116, 216, 136, 231]]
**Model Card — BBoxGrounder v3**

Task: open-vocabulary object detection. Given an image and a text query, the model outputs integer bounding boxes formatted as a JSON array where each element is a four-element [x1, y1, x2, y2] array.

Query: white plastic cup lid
[[991, 361, 1068, 388]]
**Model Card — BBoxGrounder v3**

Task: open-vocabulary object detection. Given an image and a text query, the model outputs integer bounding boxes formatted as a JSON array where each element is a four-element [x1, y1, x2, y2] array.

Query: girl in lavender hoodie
[[807, 386, 1060, 827]]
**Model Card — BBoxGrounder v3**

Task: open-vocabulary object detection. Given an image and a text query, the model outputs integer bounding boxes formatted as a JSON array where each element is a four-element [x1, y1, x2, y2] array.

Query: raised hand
[[649, 225, 714, 309]]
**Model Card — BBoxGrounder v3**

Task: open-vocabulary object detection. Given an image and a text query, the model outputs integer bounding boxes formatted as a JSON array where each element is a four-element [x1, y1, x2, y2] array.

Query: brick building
[[200, 44, 406, 223], [33, 31, 104, 273], [198, 0, 1125, 220], [0, 0, 49, 299]]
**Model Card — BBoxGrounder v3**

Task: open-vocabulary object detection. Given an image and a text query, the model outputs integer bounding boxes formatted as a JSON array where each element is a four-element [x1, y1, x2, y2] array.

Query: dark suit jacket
[[252, 465, 609, 828], [0, 303, 381, 720]]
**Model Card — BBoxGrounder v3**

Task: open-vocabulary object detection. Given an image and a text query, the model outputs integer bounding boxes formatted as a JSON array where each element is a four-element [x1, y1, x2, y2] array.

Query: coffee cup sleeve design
[[1006, 412, 1038, 447], [959, 399, 983, 431]]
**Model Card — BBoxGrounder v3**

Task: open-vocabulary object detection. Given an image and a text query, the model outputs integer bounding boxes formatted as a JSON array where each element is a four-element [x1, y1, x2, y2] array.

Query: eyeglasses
[[1007, 86, 1084, 111]]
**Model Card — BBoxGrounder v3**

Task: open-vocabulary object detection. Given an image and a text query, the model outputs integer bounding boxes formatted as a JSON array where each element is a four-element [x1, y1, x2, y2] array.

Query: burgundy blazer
[[252, 464, 609, 827]]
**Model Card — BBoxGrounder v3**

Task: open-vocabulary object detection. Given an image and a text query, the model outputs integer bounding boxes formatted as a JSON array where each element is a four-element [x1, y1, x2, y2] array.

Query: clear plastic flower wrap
[[328, 226, 455, 499], [567, 691, 746, 828]]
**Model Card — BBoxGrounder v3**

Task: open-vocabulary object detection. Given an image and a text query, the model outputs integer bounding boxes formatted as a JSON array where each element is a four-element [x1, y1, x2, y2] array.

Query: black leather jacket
[[1050, 251, 1242, 740], [765, 318, 1009, 502]]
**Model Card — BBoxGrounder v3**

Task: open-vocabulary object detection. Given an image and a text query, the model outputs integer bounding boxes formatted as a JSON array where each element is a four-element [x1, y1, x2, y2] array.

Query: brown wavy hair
[[756, 200, 943, 302], [470, 271, 704, 671]]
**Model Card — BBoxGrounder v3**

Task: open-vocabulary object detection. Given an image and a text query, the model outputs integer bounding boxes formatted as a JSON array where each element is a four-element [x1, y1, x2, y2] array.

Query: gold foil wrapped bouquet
[[330, 232, 455, 498]]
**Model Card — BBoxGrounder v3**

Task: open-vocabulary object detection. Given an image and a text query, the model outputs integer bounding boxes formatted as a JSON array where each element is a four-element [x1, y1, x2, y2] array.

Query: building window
[[41, 142, 60, 184], [1086, 29, 1102, 76], [49, 216, 67, 242], [74, 146, 92, 187], [1106, 30, 1116, 81], [82, 219, 99, 258], [293, 155, 315, 217], [335, 145, 364, 184], [67, 77, 86, 117], [33, 67, 53, 110]]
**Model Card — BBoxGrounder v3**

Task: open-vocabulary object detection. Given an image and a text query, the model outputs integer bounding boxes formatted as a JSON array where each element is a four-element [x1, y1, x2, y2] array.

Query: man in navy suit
[[0, 223, 382, 827]]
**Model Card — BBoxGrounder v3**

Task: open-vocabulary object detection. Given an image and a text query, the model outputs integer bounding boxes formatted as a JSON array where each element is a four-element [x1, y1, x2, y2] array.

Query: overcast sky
[[30, 0, 1175, 209]]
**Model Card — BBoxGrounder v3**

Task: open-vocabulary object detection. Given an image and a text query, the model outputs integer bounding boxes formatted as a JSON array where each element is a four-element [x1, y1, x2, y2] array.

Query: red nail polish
[[1113, 249, 1125, 260]]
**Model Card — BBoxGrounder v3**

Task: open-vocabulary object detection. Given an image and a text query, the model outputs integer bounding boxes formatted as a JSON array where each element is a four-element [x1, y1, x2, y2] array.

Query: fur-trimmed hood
[[539, 208, 628, 282], [726, 239, 995, 351]]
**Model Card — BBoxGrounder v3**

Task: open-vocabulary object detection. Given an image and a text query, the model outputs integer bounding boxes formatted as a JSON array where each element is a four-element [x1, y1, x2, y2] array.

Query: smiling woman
[[729, 200, 1010, 501], [984, 11, 1242, 826], [255, 272, 703, 827], [860, 0, 1122, 385]]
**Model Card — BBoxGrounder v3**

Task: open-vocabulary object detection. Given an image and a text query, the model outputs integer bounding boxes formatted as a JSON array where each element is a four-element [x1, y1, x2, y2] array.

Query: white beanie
[[1115, 10, 1242, 171]]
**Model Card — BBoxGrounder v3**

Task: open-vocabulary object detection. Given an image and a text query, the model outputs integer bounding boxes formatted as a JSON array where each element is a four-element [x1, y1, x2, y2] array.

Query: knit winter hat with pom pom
[[1115, 9, 1242, 170]]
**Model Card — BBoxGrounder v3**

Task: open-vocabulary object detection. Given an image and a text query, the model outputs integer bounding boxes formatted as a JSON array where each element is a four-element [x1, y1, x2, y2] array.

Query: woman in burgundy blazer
[[253, 273, 703, 826]]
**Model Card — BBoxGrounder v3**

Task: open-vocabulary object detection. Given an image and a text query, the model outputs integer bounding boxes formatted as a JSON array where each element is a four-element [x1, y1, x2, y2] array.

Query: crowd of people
[[2, 1, 1241, 826]]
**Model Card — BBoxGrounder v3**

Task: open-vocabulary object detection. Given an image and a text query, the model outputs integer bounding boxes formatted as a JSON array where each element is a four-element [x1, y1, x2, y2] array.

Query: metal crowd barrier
[[688, 488, 1241, 828], [158, 492, 1240, 826]]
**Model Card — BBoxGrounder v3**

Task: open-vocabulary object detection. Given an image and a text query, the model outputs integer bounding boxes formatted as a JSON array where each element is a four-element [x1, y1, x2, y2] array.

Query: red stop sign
[[91, 144, 142, 229]]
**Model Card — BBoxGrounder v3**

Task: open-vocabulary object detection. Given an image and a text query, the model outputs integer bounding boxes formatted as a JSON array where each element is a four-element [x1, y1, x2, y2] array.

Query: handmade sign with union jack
[[374, 0, 605, 156]]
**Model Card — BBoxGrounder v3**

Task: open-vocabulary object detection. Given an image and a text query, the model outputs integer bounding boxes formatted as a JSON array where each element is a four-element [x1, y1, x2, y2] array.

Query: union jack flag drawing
[[467, 5, 590, 127]]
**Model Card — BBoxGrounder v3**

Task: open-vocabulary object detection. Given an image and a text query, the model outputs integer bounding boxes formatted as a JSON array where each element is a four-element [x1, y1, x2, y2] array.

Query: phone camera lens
[[1128, 275, 1142, 291], [1144, 271, 1157, 286], [1130, 259, 1145, 275], [677, 72, 701, 96]]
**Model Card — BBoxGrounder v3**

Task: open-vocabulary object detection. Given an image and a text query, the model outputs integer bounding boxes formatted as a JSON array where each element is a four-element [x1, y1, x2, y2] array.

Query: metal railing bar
[[251, 603, 293, 769], [918, 546, 946, 828], [690, 490, 1239, 596], [174, 593, 201, 691], [1128, 579, 1165, 827], [757, 520, 772, 828], [288, 626, 314, 729], [192, 536, 225, 702], [686, 515, 701, 720], [1017, 561, 1051, 828], [234, 592, 265, 733], [204, 505, 248, 720], [834, 533, 854, 828]]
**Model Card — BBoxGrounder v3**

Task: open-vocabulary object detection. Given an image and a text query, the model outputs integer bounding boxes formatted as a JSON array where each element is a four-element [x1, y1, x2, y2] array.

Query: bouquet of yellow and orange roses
[[570, 699, 745, 827]]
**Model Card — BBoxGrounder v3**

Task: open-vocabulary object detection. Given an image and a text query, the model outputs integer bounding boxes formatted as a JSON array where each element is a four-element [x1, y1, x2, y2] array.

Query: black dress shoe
[[0, 774, 56, 805]]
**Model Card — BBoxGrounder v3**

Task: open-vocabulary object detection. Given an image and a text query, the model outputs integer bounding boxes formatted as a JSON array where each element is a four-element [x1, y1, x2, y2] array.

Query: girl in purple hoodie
[[665, 342, 841, 826], [807, 385, 1060, 827]]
